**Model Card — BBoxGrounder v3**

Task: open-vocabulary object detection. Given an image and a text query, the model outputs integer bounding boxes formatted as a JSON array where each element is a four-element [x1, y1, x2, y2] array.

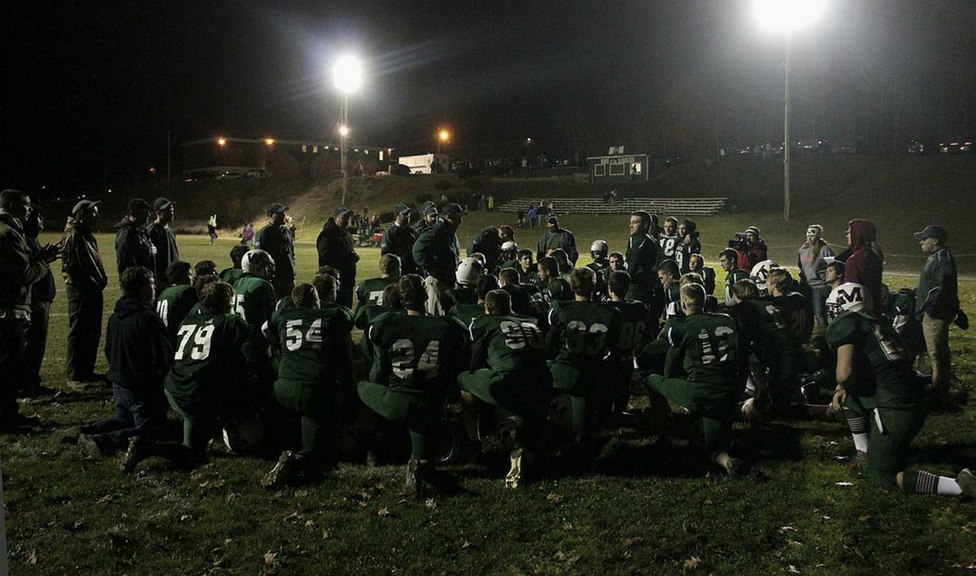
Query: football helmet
[[590, 239, 609, 259], [501, 240, 518, 253], [241, 249, 276, 279], [456, 257, 484, 286], [826, 282, 872, 321], [749, 259, 778, 295]]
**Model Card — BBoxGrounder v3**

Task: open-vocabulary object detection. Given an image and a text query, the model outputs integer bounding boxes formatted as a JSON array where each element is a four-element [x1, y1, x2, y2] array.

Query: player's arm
[[831, 343, 856, 410]]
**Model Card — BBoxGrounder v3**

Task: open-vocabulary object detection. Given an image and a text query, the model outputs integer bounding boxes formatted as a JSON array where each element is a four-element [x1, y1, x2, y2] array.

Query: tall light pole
[[437, 128, 450, 154], [752, 0, 826, 221], [333, 54, 363, 206]]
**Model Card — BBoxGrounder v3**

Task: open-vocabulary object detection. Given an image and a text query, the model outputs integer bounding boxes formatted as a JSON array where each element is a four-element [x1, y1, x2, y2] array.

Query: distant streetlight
[[752, 0, 826, 221], [437, 128, 450, 153], [262, 138, 275, 171], [217, 137, 227, 147], [333, 54, 363, 206]]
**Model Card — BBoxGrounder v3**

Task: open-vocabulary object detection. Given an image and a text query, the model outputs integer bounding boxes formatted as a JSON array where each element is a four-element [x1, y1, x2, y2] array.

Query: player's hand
[[41, 243, 62, 262], [831, 388, 848, 411]]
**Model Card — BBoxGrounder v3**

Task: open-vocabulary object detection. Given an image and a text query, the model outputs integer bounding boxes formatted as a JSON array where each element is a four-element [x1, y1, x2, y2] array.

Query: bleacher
[[496, 197, 728, 216]]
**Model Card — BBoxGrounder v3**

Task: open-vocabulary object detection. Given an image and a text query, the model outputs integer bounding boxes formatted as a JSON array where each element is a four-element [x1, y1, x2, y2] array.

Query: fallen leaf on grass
[[788, 539, 803, 547], [546, 493, 564, 504], [461, 540, 472, 549], [858, 515, 872, 522], [96, 495, 114, 505], [425, 498, 437, 509], [377, 507, 390, 517], [684, 556, 701, 570], [26, 549, 37, 565], [779, 525, 796, 533], [835, 482, 855, 487], [562, 522, 574, 530], [788, 565, 801, 573], [264, 551, 278, 566], [623, 537, 642, 547]]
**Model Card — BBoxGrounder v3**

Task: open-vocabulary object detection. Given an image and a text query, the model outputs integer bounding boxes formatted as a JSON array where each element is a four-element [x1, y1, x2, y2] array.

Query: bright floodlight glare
[[439, 129, 450, 141], [338, 125, 350, 137], [333, 55, 363, 94], [752, 0, 826, 33]]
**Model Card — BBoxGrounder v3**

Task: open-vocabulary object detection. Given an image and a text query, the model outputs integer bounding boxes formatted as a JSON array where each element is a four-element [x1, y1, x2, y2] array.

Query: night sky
[[4, 0, 975, 195]]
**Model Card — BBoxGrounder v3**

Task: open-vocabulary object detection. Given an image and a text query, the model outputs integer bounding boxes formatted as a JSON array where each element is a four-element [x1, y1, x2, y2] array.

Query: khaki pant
[[424, 275, 451, 316], [921, 313, 951, 388]]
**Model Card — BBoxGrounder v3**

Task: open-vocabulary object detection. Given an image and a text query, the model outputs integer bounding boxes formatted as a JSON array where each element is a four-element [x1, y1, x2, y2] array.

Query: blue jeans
[[81, 383, 168, 453]]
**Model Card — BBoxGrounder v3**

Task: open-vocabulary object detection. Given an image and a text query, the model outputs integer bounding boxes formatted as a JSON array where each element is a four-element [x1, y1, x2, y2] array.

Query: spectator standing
[[625, 211, 664, 328], [207, 215, 218, 244], [381, 204, 418, 275], [115, 198, 155, 276], [843, 219, 883, 313], [146, 197, 179, 284], [241, 223, 255, 246], [413, 202, 439, 236], [62, 199, 109, 389], [413, 203, 465, 316], [23, 206, 57, 396], [316, 206, 360, 308], [913, 225, 959, 395], [0, 189, 57, 431], [536, 215, 579, 264], [735, 226, 767, 272], [797, 224, 835, 328], [255, 203, 297, 298], [528, 204, 538, 228]]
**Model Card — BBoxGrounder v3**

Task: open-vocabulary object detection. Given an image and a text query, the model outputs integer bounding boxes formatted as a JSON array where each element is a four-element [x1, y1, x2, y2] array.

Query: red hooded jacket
[[843, 219, 883, 311]]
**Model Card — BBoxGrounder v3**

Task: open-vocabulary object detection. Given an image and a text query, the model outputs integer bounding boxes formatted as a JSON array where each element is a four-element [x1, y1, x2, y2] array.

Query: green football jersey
[[469, 314, 548, 376], [356, 277, 397, 308], [367, 312, 467, 392], [232, 274, 277, 365], [450, 302, 484, 327], [548, 300, 621, 378], [165, 310, 250, 404], [603, 300, 650, 361], [663, 312, 741, 385], [773, 291, 813, 344], [267, 304, 354, 384], [219, 267, 245, 286], [516, 265, 539, 286], [546, 278, 573, 302], [275, 295, 295, 311], [449, 286, 478, 306], [156, 284, 198, 344], [826, 311, 921, 408], [733, 298, 797, 362]]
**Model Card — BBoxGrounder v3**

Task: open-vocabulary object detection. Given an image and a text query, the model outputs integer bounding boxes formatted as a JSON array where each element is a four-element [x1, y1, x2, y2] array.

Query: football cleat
[[404, 458, 427, 500], [957, 469, 976, 499], [77, 434, 106, 458], [120, 436, 150, 473], [506, 448, 526, 489], [50, 426, 82, 445], [261, 451, 297, 489]]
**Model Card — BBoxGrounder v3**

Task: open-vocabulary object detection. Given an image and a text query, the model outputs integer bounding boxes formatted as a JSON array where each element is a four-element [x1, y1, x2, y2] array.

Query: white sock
[[937, 478, 963, 496], [851, 433, 869, 454]]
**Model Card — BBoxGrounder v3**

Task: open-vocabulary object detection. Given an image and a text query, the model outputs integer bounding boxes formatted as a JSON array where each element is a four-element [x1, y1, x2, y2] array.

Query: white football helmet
[[242, 249, 276, 279], [501, 240, 518, 253], [590, 239, 609, 258], [750, 259, 778, 295], [456, 257, 484, 286], [826, 282, 872, 321]]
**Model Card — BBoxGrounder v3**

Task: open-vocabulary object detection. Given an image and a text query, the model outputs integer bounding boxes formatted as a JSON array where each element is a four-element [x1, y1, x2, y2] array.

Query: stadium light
[[333, 54, 363, 206], [752, 0, 826, 221], [437, 128, 450, 153]]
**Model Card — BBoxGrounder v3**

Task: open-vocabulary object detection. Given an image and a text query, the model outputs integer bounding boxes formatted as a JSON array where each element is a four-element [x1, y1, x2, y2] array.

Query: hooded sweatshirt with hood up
[[105, 295, 172, 391], [843, 219, 883, 311]]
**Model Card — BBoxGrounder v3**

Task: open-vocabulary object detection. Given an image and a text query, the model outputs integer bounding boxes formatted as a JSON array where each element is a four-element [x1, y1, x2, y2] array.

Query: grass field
[[3, 231, 976, 574]]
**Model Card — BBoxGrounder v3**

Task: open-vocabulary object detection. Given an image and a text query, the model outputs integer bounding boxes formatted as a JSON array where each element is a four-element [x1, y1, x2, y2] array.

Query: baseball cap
[[153, 197, 173, 211], [395, 203, 411, 215], [443, 203, 466, 216], [267, 202, 288, 215], [423, 202, 439, 216], [72, 199, 103, 215], [335, 206, 352, 217], [127, 198, 151, 213], [913, 225, 947, 243]]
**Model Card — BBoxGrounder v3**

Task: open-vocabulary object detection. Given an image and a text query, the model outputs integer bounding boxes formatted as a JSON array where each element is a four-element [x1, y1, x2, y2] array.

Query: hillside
[[110, 154, 976, 273]]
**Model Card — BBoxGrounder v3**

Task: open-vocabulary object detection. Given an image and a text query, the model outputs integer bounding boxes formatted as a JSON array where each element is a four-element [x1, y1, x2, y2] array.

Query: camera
[[728, 232, 749, 250]]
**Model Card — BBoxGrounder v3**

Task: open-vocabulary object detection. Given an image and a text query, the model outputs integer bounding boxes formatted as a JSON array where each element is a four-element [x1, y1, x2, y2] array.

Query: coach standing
[[536, 215, 579, 264], [381, 203, 418, 275], [115, 198, 155, 275], [914, 225, 959, 396], [0, 189, 57, 431], [63, 199, 109, 388], [413, 203, 465, 315], [255, 203, 296, 298], [147, 197, 179, 283], [316, 206, 360, 308]]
